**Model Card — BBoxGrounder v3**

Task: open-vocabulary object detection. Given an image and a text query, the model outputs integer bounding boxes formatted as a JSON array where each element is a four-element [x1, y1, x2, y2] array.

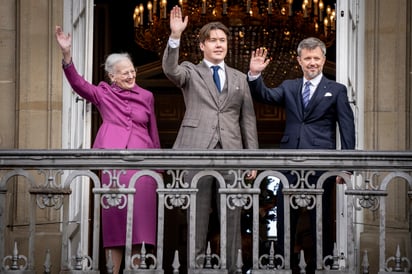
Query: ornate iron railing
[[0, 149, 411, 274]]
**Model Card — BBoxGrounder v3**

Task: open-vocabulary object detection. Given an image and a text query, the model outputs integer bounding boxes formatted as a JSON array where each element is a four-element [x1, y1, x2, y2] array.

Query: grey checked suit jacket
[[162, 45, 259, 150]]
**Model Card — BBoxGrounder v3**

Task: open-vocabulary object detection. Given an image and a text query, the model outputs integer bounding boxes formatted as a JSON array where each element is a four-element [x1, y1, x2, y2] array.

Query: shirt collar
[[304, 73, 323, 87], [203, 59, 225, 71]]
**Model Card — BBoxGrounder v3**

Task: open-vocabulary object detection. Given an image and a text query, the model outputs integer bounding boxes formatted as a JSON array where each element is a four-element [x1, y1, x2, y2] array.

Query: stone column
[[17, 0, 63, 149], [1, 0, 65, 272], [361, 0, 412, 273], [0, 0, 17, 149]]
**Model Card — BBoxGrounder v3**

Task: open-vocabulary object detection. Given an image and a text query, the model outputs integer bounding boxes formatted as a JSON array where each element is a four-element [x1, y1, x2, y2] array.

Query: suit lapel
[[306, 77, 328, 112], [221, 65, 234, 106], [293, 79, 305, 118], [197, 62, 220, 104]]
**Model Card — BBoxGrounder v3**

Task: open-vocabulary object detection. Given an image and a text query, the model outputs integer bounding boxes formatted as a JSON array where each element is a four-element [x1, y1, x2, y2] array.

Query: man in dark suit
[[162, 6, 259, 274], [247, 37, 355, 273]]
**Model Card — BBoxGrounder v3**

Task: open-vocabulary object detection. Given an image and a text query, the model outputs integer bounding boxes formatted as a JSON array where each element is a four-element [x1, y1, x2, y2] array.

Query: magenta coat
[[63, 63, 160, 247]]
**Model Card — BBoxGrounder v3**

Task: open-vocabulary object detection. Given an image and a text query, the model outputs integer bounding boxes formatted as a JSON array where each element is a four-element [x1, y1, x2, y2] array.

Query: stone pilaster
[[0, 0, 17, 149], [2, 0, 65, 272], [361, 0, 412, 273]]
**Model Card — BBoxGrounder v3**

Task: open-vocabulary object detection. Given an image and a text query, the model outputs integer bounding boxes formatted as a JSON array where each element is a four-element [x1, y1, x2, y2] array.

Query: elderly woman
[[55, 26, 160, 274]]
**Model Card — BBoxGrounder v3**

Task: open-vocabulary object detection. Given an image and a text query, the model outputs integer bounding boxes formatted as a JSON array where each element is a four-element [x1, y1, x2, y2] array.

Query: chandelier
[[134, 0, 336, 87]]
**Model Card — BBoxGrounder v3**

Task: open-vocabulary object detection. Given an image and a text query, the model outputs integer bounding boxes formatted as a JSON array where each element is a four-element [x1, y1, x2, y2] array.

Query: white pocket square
[[324, 92, 332, 97]]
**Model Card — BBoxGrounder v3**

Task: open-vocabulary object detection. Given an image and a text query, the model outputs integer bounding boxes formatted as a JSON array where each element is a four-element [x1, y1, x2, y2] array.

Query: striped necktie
[[302, 81, 311, 108]]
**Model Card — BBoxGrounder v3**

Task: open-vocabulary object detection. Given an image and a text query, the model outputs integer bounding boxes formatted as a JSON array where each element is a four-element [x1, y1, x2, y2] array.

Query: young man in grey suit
[[162, 6, 259, 274], [247, 38, 355, 273]]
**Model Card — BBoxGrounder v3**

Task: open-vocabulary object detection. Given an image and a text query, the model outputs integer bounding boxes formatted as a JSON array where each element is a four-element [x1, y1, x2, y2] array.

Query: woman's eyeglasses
[[117, 69, 137, 78]]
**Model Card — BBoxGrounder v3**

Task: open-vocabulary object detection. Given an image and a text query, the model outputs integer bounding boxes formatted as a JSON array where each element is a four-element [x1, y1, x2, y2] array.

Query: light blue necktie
[[302, 81, 311, 108], [211, 66, 221, 92]]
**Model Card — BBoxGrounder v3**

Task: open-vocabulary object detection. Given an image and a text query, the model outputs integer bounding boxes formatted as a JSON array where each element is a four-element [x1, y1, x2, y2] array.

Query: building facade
[[0, 0, 411, 273]]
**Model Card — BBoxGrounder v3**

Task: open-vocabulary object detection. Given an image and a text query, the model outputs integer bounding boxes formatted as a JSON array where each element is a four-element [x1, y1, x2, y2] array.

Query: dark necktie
[[302, 81, 311, 108], [211, 66, 221, 92]]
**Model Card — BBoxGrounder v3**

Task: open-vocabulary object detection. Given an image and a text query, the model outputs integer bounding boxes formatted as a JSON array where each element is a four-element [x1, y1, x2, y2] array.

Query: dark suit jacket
[[163, 45, 259, 150], [248, 76, 355, 149]]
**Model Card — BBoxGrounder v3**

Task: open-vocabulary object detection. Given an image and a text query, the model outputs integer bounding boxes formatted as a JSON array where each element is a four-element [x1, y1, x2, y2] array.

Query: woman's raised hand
[[55, 26, 72, 54]]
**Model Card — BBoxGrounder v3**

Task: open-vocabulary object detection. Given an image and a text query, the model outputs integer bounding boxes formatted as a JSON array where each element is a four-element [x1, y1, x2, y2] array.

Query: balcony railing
[[0, 149, 411, 274]]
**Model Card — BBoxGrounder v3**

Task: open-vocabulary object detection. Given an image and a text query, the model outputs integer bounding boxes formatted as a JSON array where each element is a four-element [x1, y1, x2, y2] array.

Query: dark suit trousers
[[276, 171, 335, 273], [187, 170, 241, 274]]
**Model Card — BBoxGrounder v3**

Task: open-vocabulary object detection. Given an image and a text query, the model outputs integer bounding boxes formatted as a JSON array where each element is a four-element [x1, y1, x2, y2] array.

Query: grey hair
[[297, 37, 326, 56], [104, 53, 132, 74]]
